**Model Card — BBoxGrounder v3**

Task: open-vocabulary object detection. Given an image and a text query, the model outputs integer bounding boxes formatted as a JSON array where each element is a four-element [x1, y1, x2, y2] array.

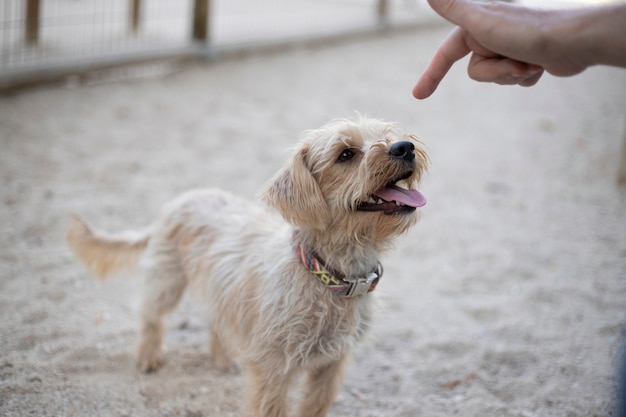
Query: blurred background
[[0, 0, 620, 90]]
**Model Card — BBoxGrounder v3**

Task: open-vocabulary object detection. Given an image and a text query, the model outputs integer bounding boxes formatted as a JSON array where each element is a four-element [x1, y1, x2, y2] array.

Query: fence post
[[130, 0, 141, 33], [192, 0, 210, 42], [377, 0, 389, 25], [25, 0, 40, 45]]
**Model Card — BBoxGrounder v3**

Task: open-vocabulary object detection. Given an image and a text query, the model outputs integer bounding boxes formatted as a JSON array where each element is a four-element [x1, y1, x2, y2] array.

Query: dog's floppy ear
[[262, 144, 329, 229]]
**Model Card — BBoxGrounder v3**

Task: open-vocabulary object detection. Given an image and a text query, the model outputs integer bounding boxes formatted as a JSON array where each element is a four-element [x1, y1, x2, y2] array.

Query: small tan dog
[[67, 116, 428, 417]]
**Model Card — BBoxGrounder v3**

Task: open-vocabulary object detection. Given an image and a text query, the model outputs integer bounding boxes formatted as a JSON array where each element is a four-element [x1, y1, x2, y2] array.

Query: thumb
[[426, 0, 476, 26]]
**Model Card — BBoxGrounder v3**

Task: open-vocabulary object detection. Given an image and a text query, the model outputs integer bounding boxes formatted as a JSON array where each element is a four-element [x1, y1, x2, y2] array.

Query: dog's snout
[[389, 141, 415, 162]]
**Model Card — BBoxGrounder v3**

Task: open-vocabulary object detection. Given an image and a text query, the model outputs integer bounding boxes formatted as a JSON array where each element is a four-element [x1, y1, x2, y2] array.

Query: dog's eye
[[337, 149, 356, 163]]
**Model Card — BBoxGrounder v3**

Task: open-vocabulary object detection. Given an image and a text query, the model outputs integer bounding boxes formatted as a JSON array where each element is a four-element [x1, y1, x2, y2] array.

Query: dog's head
[[263, 117, 428, 243]]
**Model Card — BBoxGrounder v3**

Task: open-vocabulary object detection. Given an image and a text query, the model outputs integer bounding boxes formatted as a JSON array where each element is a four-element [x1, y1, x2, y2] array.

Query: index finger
[[413, 27, 471, 99]]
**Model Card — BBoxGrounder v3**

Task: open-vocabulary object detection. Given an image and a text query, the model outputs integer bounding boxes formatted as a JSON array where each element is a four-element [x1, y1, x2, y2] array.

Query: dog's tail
[[66, 215, 151, 279]]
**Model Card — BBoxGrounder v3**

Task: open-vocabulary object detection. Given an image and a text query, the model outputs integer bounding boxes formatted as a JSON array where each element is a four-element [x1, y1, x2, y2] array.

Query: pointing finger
[[413, 27, 471, 99]]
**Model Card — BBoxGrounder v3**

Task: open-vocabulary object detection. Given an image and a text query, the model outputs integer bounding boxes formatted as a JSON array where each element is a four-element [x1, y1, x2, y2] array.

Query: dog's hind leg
[[136, 240, 187, 372], [209, 328, 237, 372]]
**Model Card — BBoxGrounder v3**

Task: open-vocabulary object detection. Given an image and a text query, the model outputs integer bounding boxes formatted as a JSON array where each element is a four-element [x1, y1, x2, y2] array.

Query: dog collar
[[296, 242, 382, 298]]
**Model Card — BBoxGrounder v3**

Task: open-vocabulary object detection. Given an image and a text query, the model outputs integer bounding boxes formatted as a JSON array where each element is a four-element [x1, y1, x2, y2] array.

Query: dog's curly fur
[[66, 116, 428, 417]]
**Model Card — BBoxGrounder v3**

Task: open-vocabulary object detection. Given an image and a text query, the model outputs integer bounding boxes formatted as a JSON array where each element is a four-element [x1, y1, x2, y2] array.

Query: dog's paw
[[137, 354, 164, 373]]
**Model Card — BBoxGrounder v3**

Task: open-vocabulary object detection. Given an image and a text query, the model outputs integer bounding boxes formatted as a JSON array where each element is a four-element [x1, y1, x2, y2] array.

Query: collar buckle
[[345, 264, 382, 298]]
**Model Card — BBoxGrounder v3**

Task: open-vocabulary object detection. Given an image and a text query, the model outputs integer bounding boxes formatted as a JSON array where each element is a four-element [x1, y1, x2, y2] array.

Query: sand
[[1, 22, 626, 417]]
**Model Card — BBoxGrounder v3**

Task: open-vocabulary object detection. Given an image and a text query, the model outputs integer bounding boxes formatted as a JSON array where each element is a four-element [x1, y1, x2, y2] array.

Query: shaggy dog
[[66, 116, 428, 417]]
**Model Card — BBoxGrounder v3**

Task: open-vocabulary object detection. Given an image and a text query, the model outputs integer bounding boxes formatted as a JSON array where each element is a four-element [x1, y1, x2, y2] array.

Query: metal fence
[[0, 0, 432, 89]]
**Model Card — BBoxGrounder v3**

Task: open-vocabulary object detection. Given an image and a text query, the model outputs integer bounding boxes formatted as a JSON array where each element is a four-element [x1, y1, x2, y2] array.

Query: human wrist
[[567, 4, 626, 70]]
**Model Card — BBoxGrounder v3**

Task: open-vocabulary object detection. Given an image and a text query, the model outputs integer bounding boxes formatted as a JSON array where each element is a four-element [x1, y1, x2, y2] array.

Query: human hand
[[412, 0, 598, 99]]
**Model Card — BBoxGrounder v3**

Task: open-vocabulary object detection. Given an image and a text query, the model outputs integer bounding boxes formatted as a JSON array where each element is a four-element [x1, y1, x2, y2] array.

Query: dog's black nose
[[389, 141, 415, 162]]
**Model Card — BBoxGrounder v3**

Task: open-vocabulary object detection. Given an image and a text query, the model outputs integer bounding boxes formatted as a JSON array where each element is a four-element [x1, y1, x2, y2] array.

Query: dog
[[66, 116, 428, 417]]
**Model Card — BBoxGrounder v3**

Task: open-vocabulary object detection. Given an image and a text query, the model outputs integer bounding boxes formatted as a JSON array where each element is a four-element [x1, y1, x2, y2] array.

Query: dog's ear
[[262, 144, 329, 229]]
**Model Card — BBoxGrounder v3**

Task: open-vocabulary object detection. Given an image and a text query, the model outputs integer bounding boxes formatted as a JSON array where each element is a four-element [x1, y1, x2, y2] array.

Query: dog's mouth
[[357, 171, 426, 215]]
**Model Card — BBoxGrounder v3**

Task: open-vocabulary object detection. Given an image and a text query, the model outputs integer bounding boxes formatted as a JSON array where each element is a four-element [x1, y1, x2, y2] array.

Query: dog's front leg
[[244, 362, 296, 417], [297, 355, 348, 417]]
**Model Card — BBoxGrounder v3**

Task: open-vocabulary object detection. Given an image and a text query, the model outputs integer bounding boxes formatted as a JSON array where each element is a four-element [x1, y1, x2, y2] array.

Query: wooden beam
[[192, 0, 210, 42], [130, 0, 141, 34], [377, 0, 389, 24], [25, 0, 41, 45]]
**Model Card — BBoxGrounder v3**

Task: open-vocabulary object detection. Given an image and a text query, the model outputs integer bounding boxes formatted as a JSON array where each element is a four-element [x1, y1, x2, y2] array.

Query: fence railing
[[0, 0, 435, 90]]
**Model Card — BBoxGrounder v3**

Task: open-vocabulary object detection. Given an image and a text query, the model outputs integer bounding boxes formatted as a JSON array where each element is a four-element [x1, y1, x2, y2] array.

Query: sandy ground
[[1, 22, 626, 417]]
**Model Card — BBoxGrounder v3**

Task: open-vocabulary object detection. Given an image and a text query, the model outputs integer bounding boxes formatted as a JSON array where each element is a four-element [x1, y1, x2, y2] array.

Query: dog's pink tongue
[[373, 185, 427, 208]]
